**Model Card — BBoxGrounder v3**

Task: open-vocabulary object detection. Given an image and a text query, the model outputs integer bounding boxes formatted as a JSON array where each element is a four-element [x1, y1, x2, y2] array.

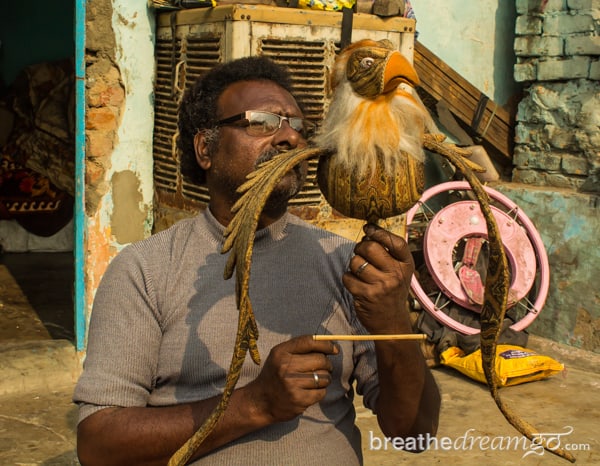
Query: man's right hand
[[244, 335, 339, 423], [77, 335, 339, 465]]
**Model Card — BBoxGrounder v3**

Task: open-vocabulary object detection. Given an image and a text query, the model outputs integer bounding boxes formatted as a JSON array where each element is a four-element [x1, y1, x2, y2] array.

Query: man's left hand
[[342, 223, 415, 335]]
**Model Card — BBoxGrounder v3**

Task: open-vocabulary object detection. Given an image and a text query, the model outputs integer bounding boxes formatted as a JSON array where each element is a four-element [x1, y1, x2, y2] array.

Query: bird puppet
[[169, 39, 575, 464]]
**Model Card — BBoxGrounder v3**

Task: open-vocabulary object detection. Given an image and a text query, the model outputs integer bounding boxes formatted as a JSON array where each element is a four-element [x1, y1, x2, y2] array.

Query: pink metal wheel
[[405, 181, 550, 335]]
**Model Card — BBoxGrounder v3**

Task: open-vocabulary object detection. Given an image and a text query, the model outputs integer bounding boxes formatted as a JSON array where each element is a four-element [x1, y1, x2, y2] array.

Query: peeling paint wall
[[503, 0, 599, 353], [84, 0, 155, 336], [110, 170, 147, 244], [108, 1, 155, 244]]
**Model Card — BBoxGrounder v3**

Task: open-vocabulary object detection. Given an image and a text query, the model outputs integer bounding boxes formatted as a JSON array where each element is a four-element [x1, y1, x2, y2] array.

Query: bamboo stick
[[313, 334, 427, 341]]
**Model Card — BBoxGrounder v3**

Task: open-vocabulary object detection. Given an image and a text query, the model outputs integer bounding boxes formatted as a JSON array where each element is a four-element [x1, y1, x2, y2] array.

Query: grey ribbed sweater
[[74, 209, 381, 465]]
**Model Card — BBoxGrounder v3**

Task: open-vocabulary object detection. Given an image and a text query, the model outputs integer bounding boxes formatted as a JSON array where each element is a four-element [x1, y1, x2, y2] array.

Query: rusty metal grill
[[260, 39, 332, 121], [152, 34, 222, 205], [153, 37, 183, 196], [260, 38, 337, 205], [180, 36, 222, 203]]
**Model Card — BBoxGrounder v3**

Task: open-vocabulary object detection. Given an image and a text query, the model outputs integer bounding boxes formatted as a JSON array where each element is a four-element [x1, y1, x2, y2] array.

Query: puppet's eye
[[360, 57, 375, 69]]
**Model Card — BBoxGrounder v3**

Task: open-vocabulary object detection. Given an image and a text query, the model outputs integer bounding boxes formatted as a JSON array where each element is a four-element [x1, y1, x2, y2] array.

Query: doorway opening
[[0, 0, 76, 344]]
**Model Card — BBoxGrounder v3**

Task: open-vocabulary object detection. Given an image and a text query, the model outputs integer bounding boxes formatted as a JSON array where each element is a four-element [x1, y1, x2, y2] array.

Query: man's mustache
[[255, 149, 281, 168], [255, 148, 307, 183]]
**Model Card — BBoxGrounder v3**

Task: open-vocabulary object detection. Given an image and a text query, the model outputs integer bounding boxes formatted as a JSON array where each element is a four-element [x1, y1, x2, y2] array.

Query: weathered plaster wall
[[85, 0, 121, 316], [410, 0, 522, 106], [495, 184, 600, 352], [505, 0, 599, 352], [84, 0, 155, 333], [514, 79, 599, 188], [109, 1, 155, 242], [513, 0, 599, 188]]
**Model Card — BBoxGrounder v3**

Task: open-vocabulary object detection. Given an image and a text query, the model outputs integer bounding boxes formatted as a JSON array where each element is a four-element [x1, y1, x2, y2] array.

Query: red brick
[[86, 107, 117, 131], [86, 129, 115, 159]]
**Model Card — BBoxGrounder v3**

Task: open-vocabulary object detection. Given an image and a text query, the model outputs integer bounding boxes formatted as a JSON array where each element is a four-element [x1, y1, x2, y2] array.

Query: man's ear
[[194, 131, 211, 170]]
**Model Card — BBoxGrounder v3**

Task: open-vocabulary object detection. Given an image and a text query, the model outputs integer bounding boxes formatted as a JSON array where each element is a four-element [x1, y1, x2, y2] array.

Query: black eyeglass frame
[[215, 110, 316, 138]]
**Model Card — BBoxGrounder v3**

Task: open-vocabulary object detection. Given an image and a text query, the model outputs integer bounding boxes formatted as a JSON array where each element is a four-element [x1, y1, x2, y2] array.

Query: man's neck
[[208, 202, 287, 230]]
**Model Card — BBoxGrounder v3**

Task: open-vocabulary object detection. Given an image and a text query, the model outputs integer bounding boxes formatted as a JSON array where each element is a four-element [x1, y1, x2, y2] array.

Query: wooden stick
[[313, 334, 427, 341]]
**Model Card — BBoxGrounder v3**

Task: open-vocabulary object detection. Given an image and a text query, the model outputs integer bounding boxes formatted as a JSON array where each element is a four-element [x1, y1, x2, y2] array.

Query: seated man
[[74, 55, 440, 465]]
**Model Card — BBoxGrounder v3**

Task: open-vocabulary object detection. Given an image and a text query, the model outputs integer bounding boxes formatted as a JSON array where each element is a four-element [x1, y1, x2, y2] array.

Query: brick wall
[[85, 1, 124, 212], [513, 0, 599, 189]]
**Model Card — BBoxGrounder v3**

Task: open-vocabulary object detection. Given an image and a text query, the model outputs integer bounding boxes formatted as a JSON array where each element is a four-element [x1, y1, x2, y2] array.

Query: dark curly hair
[[178, 56, 296, 184]]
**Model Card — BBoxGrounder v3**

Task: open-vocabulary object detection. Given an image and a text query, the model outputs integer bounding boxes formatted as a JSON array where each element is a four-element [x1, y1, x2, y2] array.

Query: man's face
[[197, 80, 309, 214]]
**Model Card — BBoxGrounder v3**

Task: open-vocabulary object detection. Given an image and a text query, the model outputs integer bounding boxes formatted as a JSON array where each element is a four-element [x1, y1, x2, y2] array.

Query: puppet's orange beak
[[383, 51, 420, 94]]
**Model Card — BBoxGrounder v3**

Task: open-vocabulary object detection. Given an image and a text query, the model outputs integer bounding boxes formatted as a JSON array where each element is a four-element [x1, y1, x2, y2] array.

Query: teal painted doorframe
[[74, 0, 86, 352]]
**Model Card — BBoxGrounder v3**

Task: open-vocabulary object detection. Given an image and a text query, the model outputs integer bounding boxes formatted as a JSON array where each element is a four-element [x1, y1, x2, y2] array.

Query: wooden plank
[[415, 42, 508, 121], [415, 57, 511, 140], [415, 43, 512, 160], [416, 58, 510, 156], [414, 41, 514, 162], [159, 4, 416, 33], [416, 42, 511, 127], [415, 52, 511, 137]]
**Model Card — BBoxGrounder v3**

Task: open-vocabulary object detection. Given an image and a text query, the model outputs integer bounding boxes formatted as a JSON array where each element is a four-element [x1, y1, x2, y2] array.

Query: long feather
[[423, 133, 576, 463], [168, 146, 325, 465]]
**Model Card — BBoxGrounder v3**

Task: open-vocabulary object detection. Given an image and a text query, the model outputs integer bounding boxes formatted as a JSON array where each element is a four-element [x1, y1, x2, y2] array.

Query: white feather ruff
[[315, 80, 436, 180]]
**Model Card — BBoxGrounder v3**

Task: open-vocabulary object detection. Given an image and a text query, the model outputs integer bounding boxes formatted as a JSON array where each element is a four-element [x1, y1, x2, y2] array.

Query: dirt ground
[[356, 363, 599, 465]]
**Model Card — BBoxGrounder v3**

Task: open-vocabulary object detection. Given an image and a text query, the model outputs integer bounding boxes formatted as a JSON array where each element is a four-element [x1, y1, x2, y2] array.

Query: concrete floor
[[0, 252, 74, 342], [356, 348, 600, 465], [0, 252, 598, 465]]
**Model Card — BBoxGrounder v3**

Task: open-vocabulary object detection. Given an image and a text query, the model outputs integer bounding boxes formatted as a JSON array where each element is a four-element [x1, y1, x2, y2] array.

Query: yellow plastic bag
[[440, 345, 564, 387]]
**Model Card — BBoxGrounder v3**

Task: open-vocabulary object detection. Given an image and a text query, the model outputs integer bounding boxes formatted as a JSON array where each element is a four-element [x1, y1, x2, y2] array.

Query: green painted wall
[[411, 0, 522, 107], [496, 184, 600, 353]]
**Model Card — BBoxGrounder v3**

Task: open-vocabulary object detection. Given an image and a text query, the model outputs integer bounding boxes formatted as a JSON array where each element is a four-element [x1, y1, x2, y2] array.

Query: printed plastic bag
[[440, 344, 564, 387]]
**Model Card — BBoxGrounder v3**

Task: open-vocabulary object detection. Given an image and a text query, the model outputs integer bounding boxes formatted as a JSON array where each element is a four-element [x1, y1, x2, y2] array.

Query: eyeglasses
[[216, 110, 316, 138]]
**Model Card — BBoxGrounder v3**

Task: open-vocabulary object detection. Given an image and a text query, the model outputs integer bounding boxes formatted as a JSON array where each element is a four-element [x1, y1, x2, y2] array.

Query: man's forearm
[[77, 384, 272, 466], [373, 339, 441, 444]]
